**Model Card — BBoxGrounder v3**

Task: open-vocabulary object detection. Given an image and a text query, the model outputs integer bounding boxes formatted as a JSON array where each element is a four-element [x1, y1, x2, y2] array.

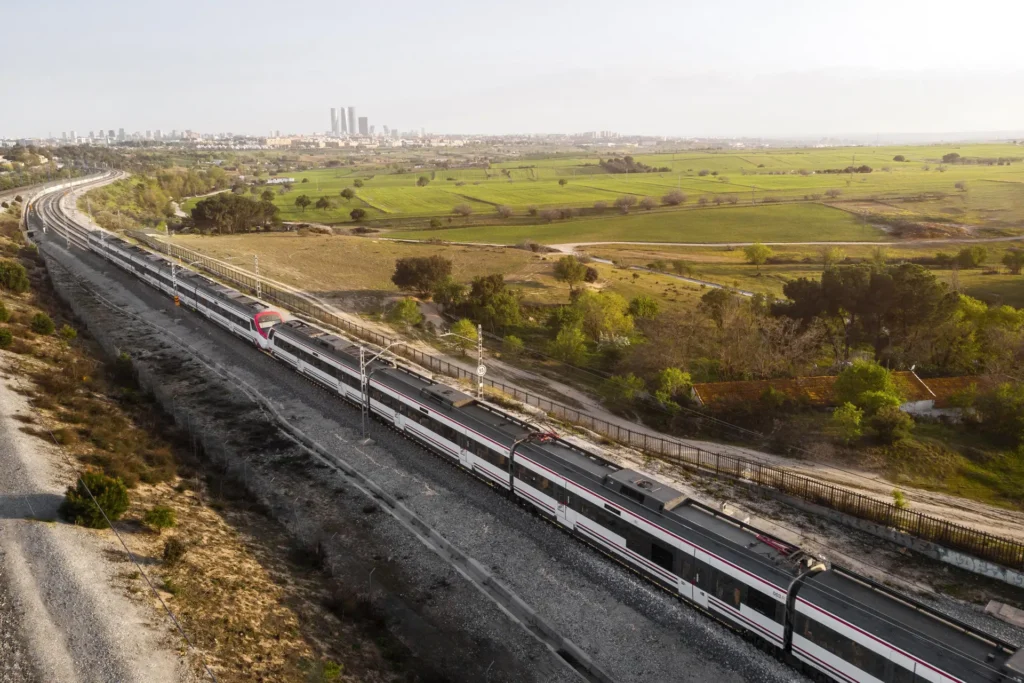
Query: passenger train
[[65, 226, 1024, 683]]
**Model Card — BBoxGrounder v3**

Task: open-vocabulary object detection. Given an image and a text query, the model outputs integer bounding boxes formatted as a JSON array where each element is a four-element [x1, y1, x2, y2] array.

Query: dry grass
[[175, 233, 570, 309]]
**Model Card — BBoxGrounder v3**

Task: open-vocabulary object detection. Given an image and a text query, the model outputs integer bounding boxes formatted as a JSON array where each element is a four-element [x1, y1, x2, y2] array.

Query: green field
[[179, 143, 1024, 246], [397, 203, 882, 244]]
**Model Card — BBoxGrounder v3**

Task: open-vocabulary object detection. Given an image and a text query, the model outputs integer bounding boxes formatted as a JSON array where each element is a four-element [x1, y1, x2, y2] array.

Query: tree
[[614, 195, 637, 214], [353, 179, 364, 188], [350, 208, 366, 221], [628, 295, 659, 319], [502, 335, 525, 358], [432, 277, 466, 311], [315, 196, 332, 212], [429, 217, 443, 228], [975, 383, 1024, 446], [548, 324, 588, 365], [584, 266, 599, 283], [417, 175, 430, 187], [868, 405, 914, 443], [452, 203, 473, 218], [260, 189, 275, 202], [301, 177, 310, 183], [294, 194, 312, 212], [955, 245, 987, 269], [824, 188, 842, 199], [743, 242, 772, 273], [448, 318, 478, 355], [1002, 249, 1024, 275], [553, 256, 588, 293], [639, 196, 657, 210], [558, 178, 568, 187], [601, 374, 645, 411], [465, 274, 522, 331], [392, 256, 453, 296], [340, 188, 355, 200], [573, 291, 634, 342], [386, 298, 423, 326], [661, 190, 686, 206], [593, 201, 608, 213], [942, 152, 961, 164], [192, 193, 280, 233], [893, 155, 906, 162], [497, 205, 513, 218], [697, 196, 709, 207], [822, 246, 846, 268], [830, 403, 863, 445], [59, 472, 130, 529], [656, 367, 691, 397], [834, 360, 901, 413]]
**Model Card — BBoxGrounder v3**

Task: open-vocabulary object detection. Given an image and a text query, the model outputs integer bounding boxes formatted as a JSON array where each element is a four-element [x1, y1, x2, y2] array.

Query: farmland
[[181, 142, 1024, 248]]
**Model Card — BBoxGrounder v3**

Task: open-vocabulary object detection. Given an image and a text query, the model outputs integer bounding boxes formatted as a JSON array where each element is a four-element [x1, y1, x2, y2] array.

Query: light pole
[[782, 559, 828, 651], [359, 341, 404, 441], [440, 323, 484, 398], [507, 429, 558, 496]]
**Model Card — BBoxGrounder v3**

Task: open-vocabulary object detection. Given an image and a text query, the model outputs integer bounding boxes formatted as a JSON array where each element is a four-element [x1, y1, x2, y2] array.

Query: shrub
[[892, 489, 909, 509], [857, 390, 903, 416], [661, 190, 686, 206], [30, 312, 55, 335], [830, 403, 863, 445], [975, 382, 1024, 446], [501, 335, 524, 358], [349, 208, 367, 221], [638, 196, 657, 210], [584, 266, 599, 283], [0, 300, 8, 322], [386, 298, 423, 327], [58, 324, 77, 342], [834, 360, 900, 409], [867, 405, 914, 444], [0, 260, 30, 293], [448, 318, 477, 354], [429, 217, 443, 229], [143, 506, 177, 533], [628, 295, 659, 319], [601, 373, 645, 411], [59, 471, 130, 529], [163, 537, 189, 565], [0, 328, 12, 348], [657, 367, 692, 397]]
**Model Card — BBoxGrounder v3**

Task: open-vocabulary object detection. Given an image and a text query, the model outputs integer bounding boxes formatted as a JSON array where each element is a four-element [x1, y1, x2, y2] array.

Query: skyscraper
[[330, 107, 338, 135], [347, 107, 356, 137], [358, 117, 368, 136], [339, 106, 347, 134]]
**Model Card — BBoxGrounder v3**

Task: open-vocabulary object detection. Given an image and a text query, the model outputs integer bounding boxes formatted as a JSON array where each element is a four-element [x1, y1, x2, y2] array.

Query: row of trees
[[190, 193, 280, 233]]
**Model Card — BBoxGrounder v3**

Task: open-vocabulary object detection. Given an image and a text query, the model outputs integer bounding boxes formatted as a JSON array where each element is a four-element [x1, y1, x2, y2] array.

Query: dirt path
[[0, 368, 191, 683], [548, 235, 1024, 251]]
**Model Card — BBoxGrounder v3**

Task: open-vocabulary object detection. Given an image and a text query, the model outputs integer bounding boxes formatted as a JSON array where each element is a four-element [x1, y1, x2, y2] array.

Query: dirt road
[[0, 371, 191, 683]]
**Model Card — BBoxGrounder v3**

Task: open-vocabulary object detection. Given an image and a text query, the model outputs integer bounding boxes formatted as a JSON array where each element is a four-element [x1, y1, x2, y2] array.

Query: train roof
[[101, 235, 268, 314], [265, 304, 1017, 682]]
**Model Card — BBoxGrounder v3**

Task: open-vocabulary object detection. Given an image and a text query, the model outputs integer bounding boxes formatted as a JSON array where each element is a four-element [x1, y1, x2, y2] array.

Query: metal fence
[[130, 231, 1024, 571]]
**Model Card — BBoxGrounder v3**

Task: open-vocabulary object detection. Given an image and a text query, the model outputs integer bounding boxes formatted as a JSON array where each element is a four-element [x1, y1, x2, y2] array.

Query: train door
[[458, 434, 472, 469], [691, 553, 711, 609], [556, 484, 576, 529]]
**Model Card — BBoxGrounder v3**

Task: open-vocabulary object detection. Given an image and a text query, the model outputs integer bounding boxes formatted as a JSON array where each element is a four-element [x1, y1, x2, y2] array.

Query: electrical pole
[[254, 254, 261, 299], [476, 323, 483, 398]]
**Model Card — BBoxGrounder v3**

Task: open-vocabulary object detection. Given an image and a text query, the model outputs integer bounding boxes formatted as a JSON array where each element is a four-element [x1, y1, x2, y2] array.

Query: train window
[[679, 553, 696, 583], [745, 588, 779, 622], [603, 504, 621, 516], [891, 665, 916, 683], [697, 564, 716, 592], [796, 613, 888, 680], [650, 542, 674, 572], [715, 572, 744, 609]]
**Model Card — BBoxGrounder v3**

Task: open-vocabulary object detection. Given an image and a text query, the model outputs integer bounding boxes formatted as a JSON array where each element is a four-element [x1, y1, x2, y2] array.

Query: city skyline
[[3, 0, 1024, 139]]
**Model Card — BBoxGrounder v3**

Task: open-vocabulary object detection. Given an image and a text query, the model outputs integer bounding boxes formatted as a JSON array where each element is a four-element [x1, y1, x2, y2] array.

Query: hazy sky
[[6, 0, 1024, 138]]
